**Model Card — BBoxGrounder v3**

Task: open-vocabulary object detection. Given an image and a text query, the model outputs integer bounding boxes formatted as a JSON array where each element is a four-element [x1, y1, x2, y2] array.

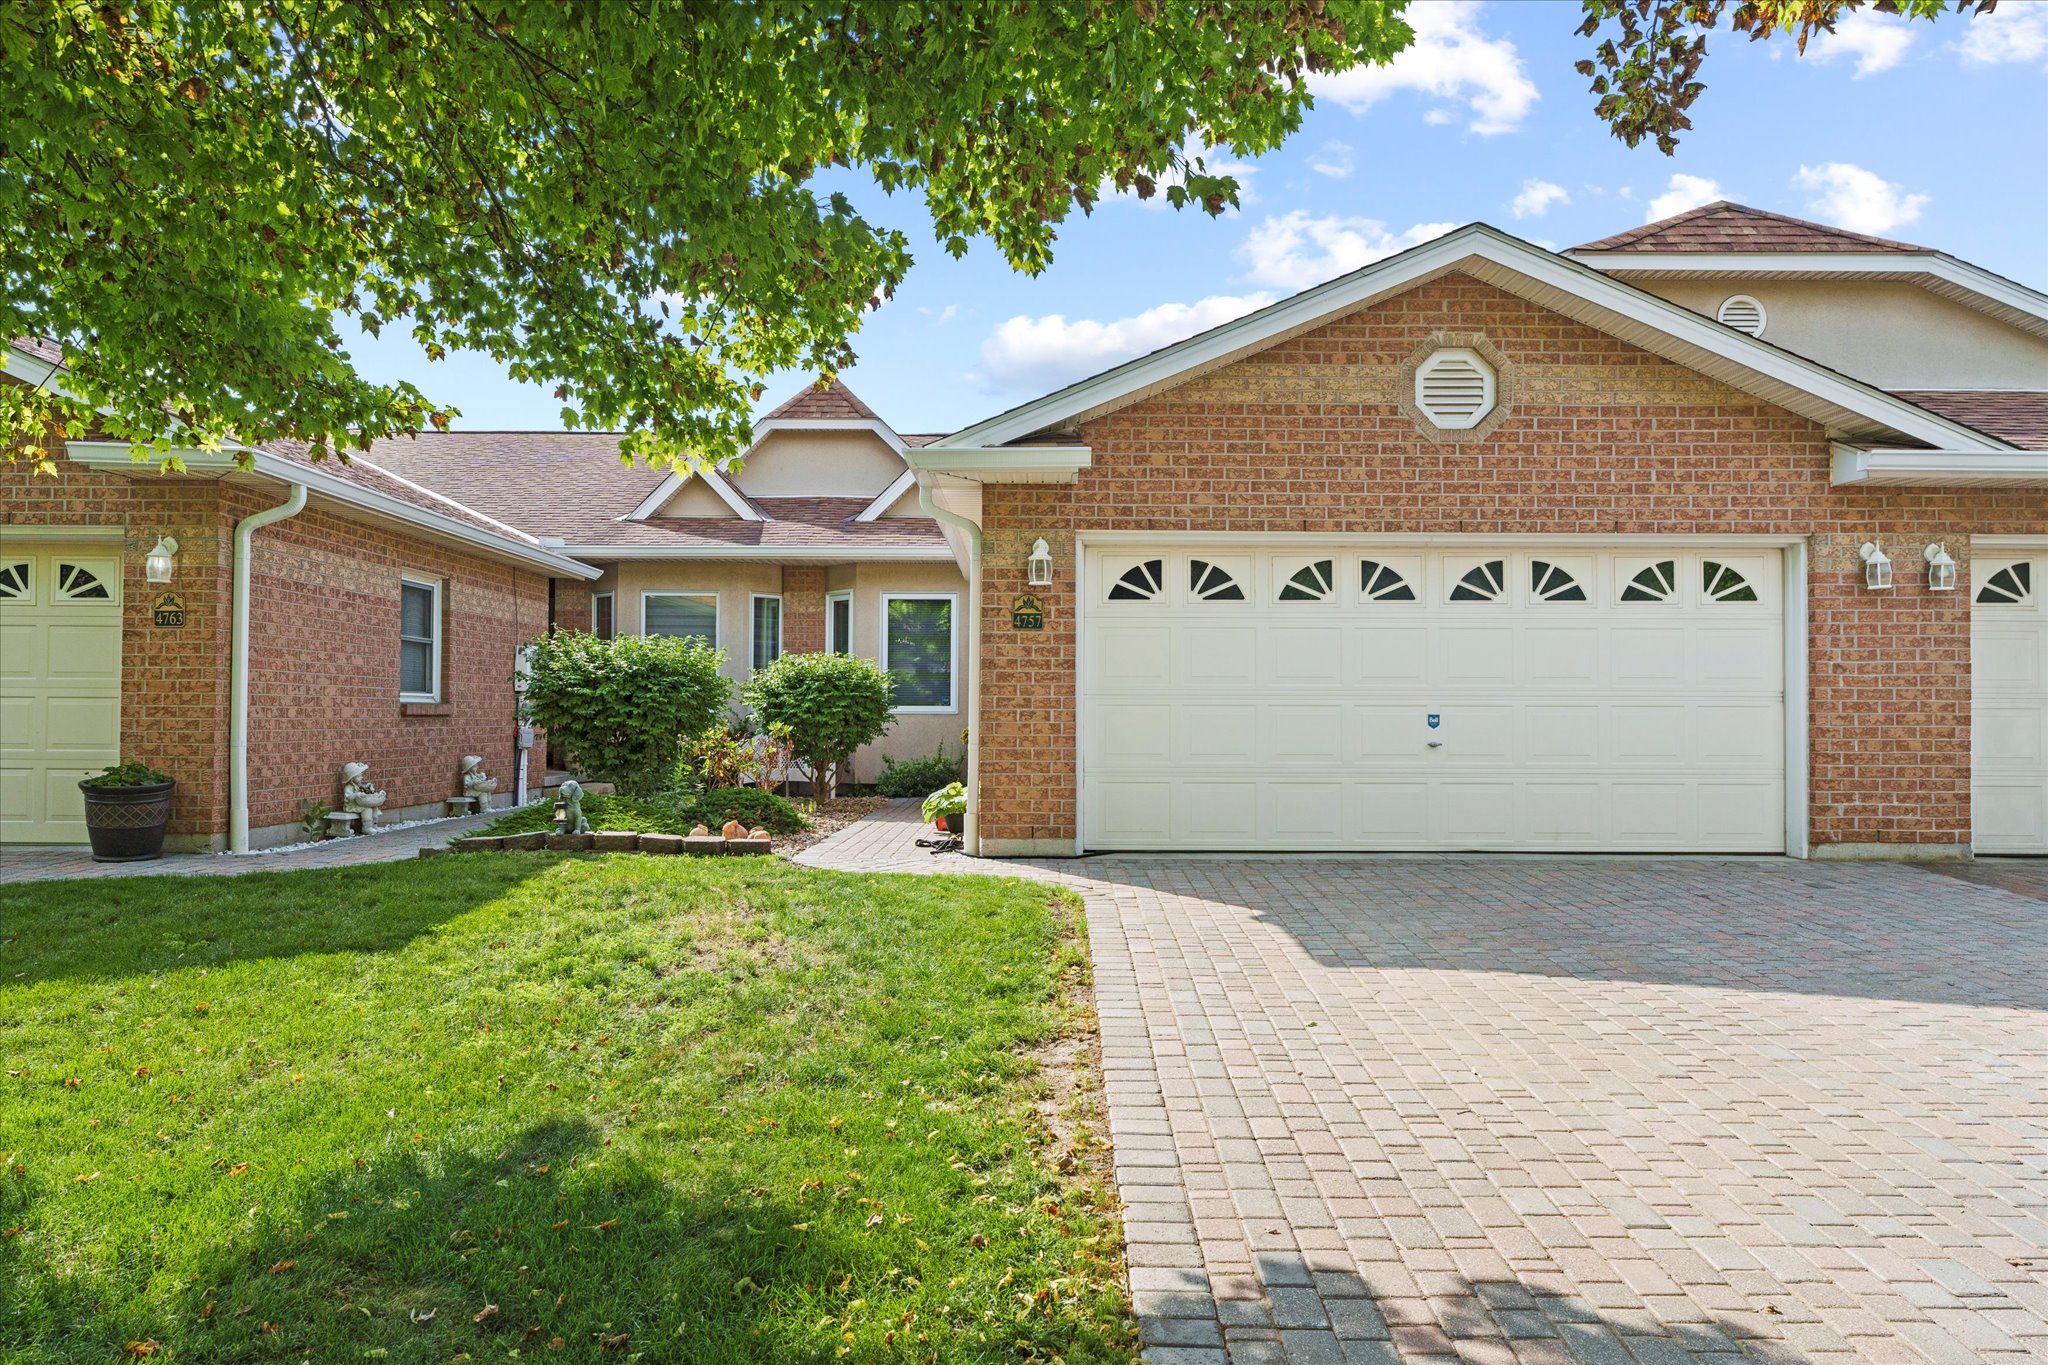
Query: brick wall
[[976, 274, 2043, 853], [235, 487, 551, 833], [1, 452, 232, 841]]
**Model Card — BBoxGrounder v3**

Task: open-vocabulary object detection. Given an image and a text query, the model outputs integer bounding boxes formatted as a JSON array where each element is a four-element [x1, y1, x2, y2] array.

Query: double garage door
[[1974, 553, 2048, 854], [1082, 543, 1787, 853], [0, 542, 123, 844]]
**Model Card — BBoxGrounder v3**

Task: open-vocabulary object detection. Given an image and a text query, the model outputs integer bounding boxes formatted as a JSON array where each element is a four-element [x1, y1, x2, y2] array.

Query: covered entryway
[[1081, 543, 1788, 852], [0, 541, 123, 843], [1973, 551, 2047, 854]]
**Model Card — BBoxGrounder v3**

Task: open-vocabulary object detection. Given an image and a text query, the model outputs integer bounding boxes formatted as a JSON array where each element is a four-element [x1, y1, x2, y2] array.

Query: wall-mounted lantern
[[1026, 537, 1054, 588], [144, 536, 180, 584], [1858, 541, 1893, 591], [1924, 543, 1957, 592]]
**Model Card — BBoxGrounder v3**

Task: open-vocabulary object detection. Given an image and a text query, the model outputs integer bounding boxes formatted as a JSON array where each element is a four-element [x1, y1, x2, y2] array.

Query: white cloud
[[1511, 179, 1570, 219], [917, 303, 958, 326], [1312, 1, 1538, 136], [1645, 173, 1724, 222], [1310, 140, 1354, 179], [1955, 4, 2048, 64], [1793, 162, 1929, 235], [1806, 10, 1916, 76], [1238, 212, 1458, 291], [979, 293, 1275, 392]]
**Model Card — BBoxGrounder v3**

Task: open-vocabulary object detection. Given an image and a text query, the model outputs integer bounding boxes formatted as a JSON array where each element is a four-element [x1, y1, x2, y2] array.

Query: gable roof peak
[[1571, 199, 1928, 255], [763, 375, 882, 424]]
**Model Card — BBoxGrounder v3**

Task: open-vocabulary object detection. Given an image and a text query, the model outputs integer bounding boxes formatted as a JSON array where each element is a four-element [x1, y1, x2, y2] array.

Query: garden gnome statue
[[460, 755, 497, 806], [558, 779, 590, 835], [341, 762, 387, 832]]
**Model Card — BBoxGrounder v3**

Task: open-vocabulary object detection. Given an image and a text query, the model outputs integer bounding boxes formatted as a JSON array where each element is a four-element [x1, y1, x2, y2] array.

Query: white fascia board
[[904, 446, 1092, 484], [3, 344, 79, 399], [753, 416, 908, 454], [554, 543, 953, 562], [1830, 442, 2048, 487], [932, 224, 2006, 454], [623, 465, 762, 522], [853, 468, 917, 522], [1571, 251, 2048, 328], [64, 442, 602, 579]]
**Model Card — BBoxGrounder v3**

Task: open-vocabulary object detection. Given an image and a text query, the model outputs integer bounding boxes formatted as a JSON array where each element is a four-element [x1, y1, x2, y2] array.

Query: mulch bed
[[773, 795, 895, 859]]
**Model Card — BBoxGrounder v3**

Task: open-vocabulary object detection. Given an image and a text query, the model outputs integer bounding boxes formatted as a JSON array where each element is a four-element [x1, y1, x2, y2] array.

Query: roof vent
[[1414, 349, 1496, 430], [1716, 294, 1767, 337]]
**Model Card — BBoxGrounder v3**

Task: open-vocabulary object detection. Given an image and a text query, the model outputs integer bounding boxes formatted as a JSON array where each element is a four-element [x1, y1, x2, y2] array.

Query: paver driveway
[[801, 816, 2048, 1363]]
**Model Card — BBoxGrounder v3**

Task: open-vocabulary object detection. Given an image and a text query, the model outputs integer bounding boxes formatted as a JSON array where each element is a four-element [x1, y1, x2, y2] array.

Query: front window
[[643, 592, 717, 647], [883, 594, 955, 711], [591, 591, 615, 640], [399, 577, 442, 701], [752, 595, 782, 671], [827, 593, 852, 655]]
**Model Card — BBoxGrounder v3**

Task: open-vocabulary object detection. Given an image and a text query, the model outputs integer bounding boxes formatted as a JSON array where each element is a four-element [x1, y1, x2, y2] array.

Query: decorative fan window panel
[[0, 561, 28, 600], [1277, 559, 1335, 602], [1530, 560, 1588, 602], [1359, 559, 1418, 602], [55, 561, 114, 602], [1620, 560, 1678, 603], [1188, 558, 1247, 601], [1449, 559, 1507, 603], [1702, 561, 1759, 603], [1107, 559, 1164, 602], [1976, 561, 2033, 605]]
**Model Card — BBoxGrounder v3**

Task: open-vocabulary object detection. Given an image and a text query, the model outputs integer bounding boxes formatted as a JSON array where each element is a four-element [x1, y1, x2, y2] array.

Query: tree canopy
[[1, 1, 1993, 475]]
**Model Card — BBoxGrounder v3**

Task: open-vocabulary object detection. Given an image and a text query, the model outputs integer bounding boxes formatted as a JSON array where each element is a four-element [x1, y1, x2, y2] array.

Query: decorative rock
[[591, 831, 639, 852], [546, 832, 594, 851], [748, 827, 768, 840], [454, 836, 506, 853], [726, 837, 772, 856], [638, 833, 685, 855], [682, 835, 726, 857], [721, 819, 746, 840], [503, 831, 549, 852], [689, 824, 711, 837]]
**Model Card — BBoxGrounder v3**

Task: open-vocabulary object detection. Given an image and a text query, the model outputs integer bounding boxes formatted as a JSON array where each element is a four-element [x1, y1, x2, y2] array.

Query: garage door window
[[55, 562, 112, 601], [883, 595, 955, 711], [1108, 559, 1164, 601], [1359, 560, 1417, 602], [0, 562, 27, 599], [1530, 560, 1588, 603], [1621, 560, 1677, 603], [1703, 561, 1759, 603], [1189, 559, 1246, 601], [1977, 562, 2032, 604], [1278, 560, 1335, 602], [1449, 559, 1506, 602]]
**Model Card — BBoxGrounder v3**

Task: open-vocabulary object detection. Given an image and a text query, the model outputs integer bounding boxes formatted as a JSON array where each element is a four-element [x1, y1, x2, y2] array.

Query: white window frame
[[399, 574, 444, 703], [880, 591, 959, 714], [590, 590, 616, 640], [825, 590, 853, 654], [640, 590, 719, 648], [750, 592, 783, 671]]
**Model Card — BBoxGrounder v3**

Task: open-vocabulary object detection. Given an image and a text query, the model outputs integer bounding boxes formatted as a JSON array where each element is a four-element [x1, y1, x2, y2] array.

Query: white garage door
[[0, 543, 123, 843], [1973, 554, 2047, 854], [1082, 545, 1786, 853]]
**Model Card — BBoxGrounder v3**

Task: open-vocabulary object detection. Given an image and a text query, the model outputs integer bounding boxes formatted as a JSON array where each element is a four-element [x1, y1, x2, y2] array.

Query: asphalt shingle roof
[[1574, 201, 1927, 254], [1892, 390, 2048, 448]]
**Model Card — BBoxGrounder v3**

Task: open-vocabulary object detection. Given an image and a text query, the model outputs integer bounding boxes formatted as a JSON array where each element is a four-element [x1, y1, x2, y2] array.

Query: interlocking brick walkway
[[0, 811, 505, 883], [801, 813, 2048, 1363]]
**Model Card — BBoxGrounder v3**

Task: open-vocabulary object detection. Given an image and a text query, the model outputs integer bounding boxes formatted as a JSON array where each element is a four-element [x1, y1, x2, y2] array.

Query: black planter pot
[[78, 780, 175, 862]]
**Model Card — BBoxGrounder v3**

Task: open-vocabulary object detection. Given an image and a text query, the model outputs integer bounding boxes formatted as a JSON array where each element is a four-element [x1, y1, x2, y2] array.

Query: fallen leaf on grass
[[409, 1308, 436, 1325], [123, 1341, 160, 1357], [267, 1259, 295, 1275], [227, 1163, 249, 1177], [473, 1304, 498, 1324], [72, 1171, 101, 1184]]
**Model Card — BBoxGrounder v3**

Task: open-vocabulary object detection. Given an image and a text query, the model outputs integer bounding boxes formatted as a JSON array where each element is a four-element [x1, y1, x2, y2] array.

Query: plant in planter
[[921, 781, 967, 834], [78, 761, 175, 862]]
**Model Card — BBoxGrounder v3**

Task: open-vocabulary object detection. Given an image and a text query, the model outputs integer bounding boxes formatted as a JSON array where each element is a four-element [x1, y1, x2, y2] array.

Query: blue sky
[[341, 0, 2048, 439]]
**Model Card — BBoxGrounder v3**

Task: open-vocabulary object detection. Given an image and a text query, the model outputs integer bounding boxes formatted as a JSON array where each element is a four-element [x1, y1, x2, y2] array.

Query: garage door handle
[[1426, 740, 1444, 749]]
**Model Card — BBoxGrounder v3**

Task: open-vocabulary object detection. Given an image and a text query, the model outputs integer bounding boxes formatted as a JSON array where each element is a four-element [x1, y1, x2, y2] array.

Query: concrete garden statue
[[460, 755, 497, 805], [557, 779, 590, 835], [341, 762, 386, 832]]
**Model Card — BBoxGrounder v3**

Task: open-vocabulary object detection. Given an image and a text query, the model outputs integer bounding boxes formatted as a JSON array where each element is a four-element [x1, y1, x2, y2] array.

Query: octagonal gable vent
[[1414, 349, 1496, 430], [1716, 294, 1767, 337]]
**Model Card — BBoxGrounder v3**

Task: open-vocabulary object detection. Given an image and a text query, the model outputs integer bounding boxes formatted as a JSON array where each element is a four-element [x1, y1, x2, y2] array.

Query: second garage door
[[1082, 544, 1787, 853], [0, 542, 124, 844]]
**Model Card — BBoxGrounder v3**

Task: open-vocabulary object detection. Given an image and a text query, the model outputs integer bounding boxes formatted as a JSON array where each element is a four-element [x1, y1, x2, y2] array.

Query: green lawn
[[0, 857, 1131, 1363]]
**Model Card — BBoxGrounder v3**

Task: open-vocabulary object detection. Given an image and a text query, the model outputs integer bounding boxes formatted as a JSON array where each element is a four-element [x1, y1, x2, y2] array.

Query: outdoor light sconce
[[1026, 537, 1054, 587], [1858, 541, 1893, 591], [1924, 543, 1957, 592], [144, 536, 179, 584]]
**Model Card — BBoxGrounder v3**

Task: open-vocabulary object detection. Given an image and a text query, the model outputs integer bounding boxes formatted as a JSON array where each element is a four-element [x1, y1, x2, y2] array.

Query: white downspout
[[918, 481, 982, 857], [230, 483, 308, 853]]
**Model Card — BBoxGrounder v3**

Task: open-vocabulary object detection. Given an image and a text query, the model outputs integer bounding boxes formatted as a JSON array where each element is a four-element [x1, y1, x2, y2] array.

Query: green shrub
[[685, 787, 808, 837], [82, 761, 171, 787], [522, 631, 732, 794], [877, 747, 963, 797], [469, 794, 697, 839], [742, 652, 894, 795]]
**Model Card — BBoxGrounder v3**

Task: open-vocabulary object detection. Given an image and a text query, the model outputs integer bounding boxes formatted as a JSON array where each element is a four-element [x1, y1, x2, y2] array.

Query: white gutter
[[554, 544, 952, 561], [918, 481, 983, 857], [1830, 443, 2048, 487], [230, 483, 308, 853]]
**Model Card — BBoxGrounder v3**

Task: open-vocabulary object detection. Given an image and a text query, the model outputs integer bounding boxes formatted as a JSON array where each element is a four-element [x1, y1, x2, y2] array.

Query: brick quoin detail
[[974, 275, 2044, 853]]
